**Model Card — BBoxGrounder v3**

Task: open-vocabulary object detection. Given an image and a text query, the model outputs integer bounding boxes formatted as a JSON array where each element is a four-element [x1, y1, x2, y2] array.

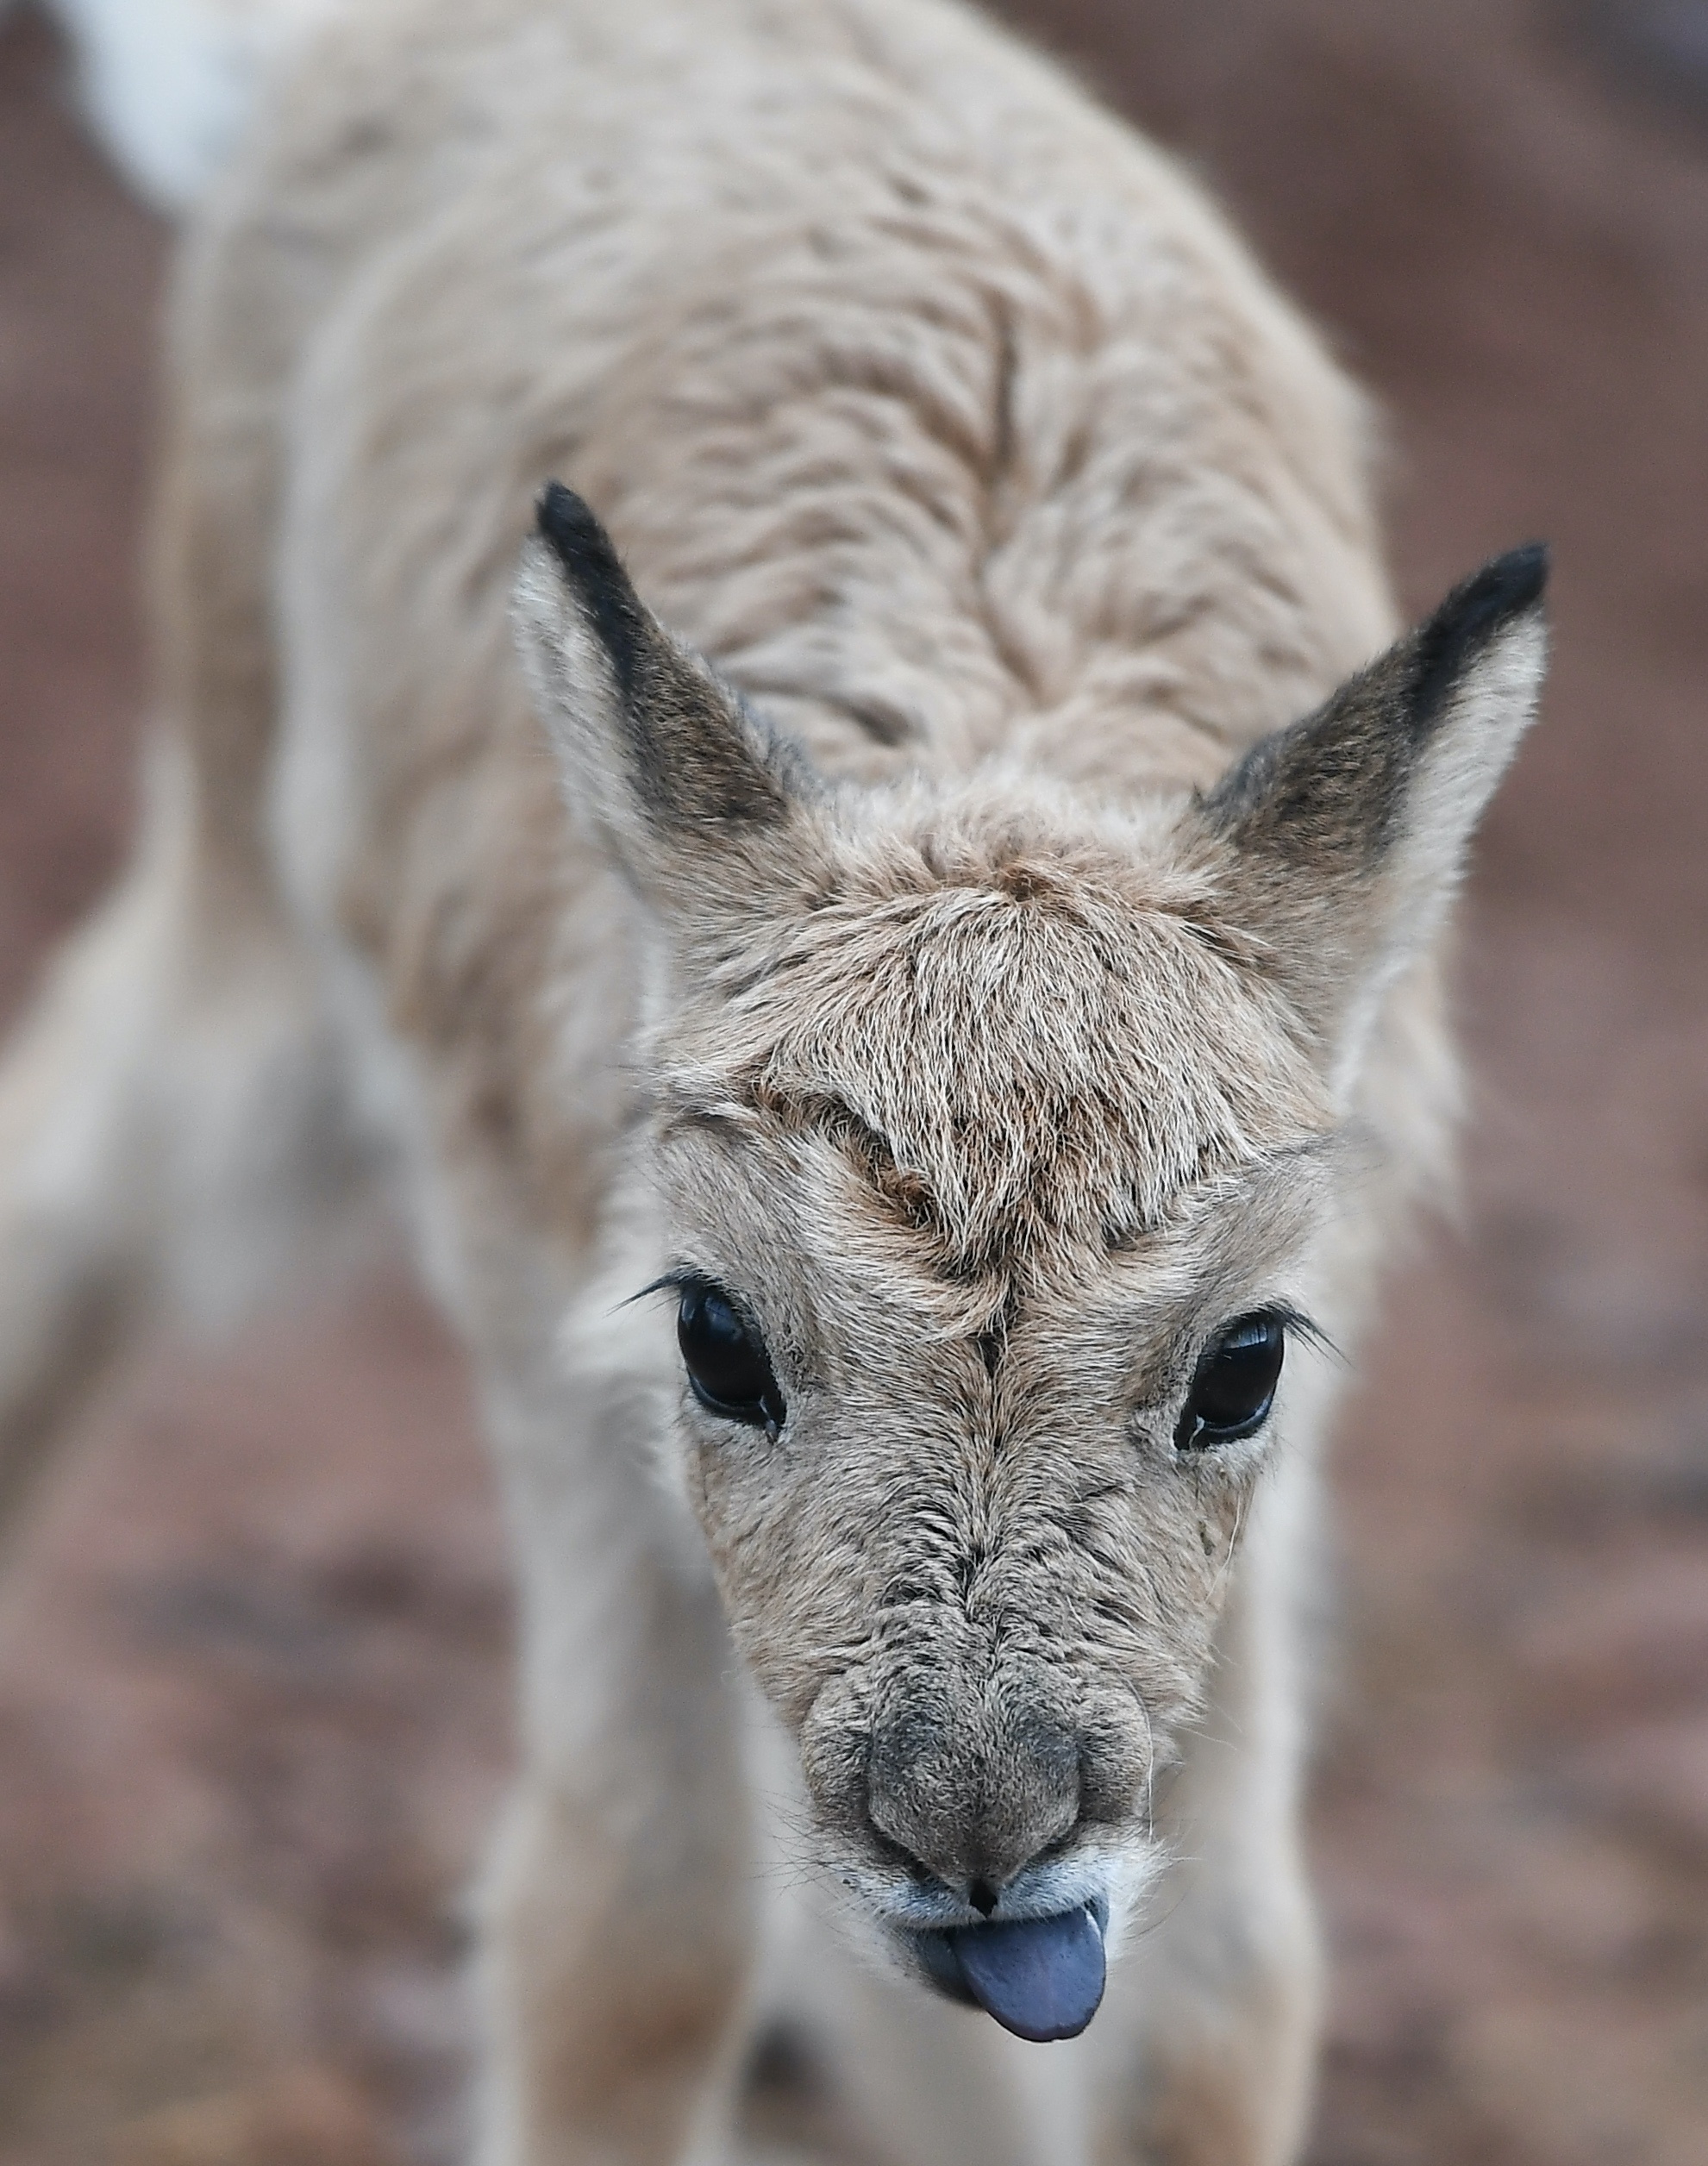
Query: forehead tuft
[[661, 859, 1328, 1278]]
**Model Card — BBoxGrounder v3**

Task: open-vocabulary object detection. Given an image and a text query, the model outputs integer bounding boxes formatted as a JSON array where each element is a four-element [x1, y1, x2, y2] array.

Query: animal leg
[[1096, 1854, 1319, 2166], [1090, 1499, 1322, 2166], [470, 1325, 756, 2166], [0, 738, 374, 1554]]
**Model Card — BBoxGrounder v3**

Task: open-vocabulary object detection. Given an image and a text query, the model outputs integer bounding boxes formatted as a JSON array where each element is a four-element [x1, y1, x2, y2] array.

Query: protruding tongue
[[948, 1906, 1105, 2043]]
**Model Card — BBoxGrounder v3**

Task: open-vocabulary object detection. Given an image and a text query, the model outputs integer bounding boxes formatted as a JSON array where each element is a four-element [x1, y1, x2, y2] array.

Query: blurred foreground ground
[[1, 2, 1705, 2161]]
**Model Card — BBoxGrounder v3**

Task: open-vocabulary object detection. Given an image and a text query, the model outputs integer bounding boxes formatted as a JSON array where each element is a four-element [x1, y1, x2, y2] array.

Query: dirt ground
[[1, 2, 1705, 2161]]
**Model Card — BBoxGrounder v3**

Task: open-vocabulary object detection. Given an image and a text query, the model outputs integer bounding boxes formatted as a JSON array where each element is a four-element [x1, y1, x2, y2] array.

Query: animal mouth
[[906, 1900, 1108, 2042]]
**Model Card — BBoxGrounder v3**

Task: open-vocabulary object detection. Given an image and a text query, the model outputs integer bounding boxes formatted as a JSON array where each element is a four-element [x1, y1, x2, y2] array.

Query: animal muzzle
[[864, 1699, 1083, 1900], [862, 1699, 1120, 2038]]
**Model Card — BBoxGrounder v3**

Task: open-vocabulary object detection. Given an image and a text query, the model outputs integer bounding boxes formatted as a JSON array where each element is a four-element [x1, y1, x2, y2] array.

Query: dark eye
[[677, 1282, 786, 1434], [1174, 1311, 1286, 1450]]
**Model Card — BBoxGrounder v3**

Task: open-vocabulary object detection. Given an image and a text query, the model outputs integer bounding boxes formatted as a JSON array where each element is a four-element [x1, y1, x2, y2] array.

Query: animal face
[[516, 484, 1546, 2029], [635, 809, 1336, 1910]]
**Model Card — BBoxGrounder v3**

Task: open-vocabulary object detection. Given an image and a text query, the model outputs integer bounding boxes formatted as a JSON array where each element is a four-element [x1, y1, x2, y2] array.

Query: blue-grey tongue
[[948, 1906, 1105, 2043]]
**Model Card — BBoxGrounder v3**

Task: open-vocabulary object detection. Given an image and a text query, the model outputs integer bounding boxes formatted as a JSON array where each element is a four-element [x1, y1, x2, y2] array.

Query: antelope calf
[[0, 2, 1544, 2161]]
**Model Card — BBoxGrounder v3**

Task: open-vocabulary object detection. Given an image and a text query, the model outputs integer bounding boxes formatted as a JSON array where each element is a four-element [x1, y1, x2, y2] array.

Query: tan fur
[[0, 3, 1546, 2161]]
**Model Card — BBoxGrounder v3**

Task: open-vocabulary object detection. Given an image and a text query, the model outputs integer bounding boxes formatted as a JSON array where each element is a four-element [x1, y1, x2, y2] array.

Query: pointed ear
[[1196, 545, 1548, 1079], [512, 483, 820, 915]]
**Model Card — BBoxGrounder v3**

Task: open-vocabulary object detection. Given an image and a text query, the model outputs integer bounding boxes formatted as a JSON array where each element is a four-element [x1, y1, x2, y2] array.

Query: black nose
[[866, 1706, 1081, 1900]]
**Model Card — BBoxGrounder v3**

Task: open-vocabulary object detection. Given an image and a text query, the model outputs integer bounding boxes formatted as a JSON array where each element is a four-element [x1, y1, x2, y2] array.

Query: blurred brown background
[[1, 1, 1705, 2161]]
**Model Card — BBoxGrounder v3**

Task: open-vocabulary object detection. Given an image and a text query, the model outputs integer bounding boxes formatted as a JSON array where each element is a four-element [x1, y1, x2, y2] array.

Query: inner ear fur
[[1195, 544, 1548, 1070], [513, 481, 822, 915]]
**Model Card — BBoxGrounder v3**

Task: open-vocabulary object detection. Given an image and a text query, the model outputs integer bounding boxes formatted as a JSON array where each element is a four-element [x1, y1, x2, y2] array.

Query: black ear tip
[[1403, 542, 1549, 733], [1421, 537, 1549, 671], [1451, 540, 1549, 629], [1485, 540, 1549, 613], [536, 480, 617, 579]]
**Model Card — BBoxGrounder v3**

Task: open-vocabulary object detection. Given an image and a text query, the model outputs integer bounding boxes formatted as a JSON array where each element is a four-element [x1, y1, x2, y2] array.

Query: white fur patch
[[43, 0, 342, 211]]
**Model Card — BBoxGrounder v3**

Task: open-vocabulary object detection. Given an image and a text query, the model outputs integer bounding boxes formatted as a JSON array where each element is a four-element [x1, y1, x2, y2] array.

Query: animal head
[[514, 485, 1545, 2036]]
